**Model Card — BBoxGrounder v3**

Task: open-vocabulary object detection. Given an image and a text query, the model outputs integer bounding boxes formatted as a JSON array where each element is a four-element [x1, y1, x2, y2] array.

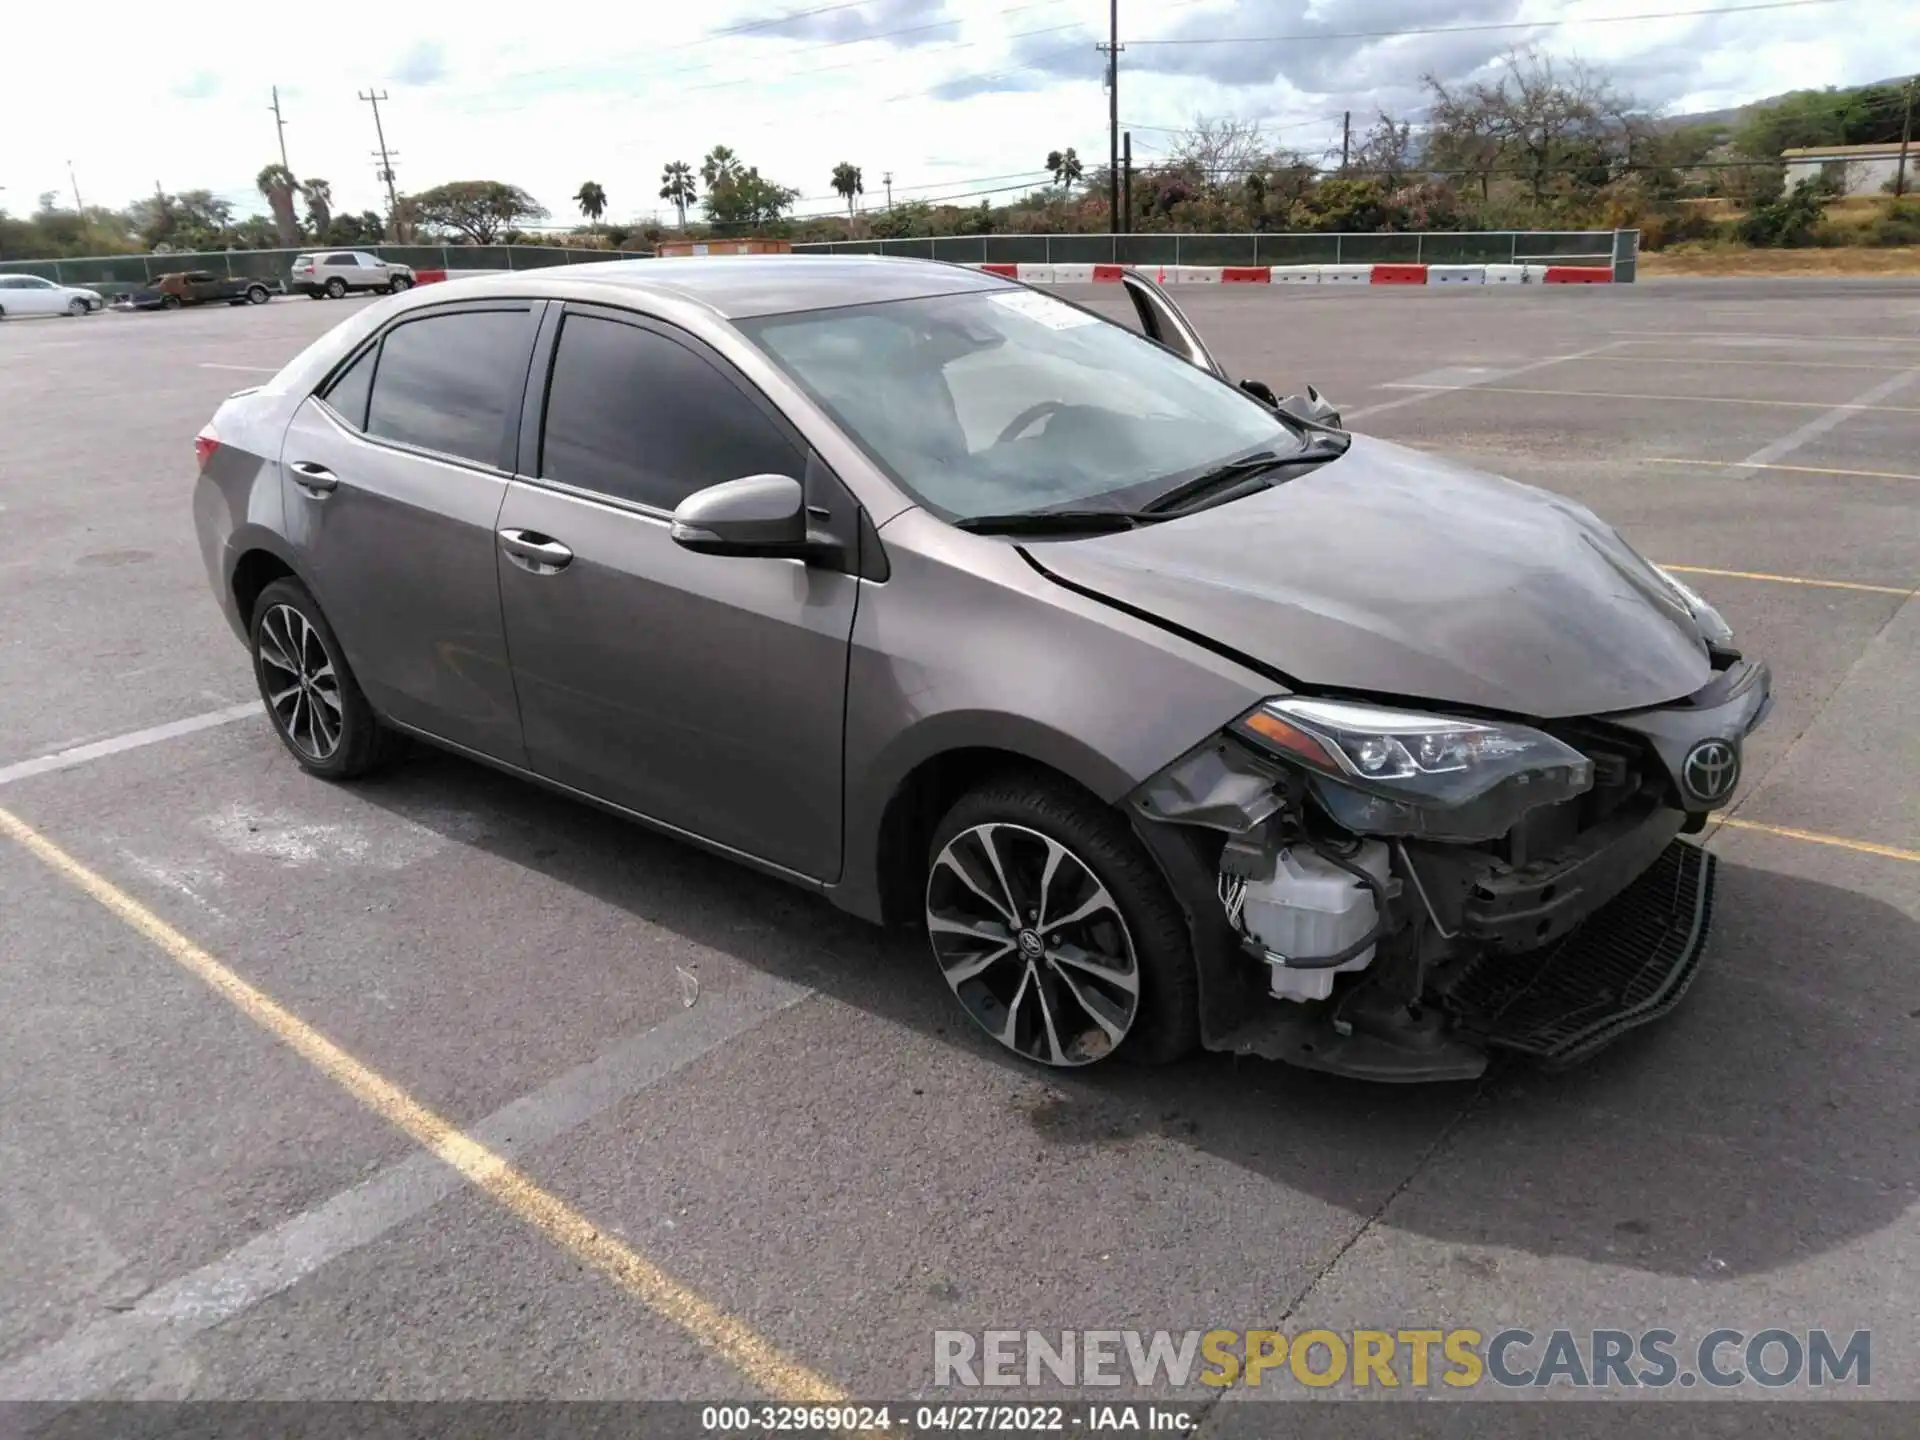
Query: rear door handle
[[498, 528, 574, 574], [289, 461, 337, 494]]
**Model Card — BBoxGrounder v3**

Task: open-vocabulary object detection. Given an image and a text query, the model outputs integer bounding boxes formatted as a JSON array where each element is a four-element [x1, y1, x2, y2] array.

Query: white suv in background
[[290, 251, 415, 300]]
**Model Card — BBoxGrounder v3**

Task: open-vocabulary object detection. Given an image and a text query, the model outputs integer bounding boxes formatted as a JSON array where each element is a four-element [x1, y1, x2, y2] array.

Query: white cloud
[[2, 0, 1913, 227]]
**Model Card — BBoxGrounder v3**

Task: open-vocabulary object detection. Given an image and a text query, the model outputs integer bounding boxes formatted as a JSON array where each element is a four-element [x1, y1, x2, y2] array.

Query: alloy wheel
[[925, 822, 1140, 1066], [258, 603, 344, 762]]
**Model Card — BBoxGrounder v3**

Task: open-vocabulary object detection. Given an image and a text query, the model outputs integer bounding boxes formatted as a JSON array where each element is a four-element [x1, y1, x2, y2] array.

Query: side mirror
[[670, 474, 830, 561], [1238, 378, 1280, 407], [1274, 384, 1344, 431]]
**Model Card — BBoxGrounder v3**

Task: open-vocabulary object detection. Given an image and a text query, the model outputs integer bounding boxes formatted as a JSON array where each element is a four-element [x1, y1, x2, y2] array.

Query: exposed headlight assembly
[[1235, 697, 1594, 842]]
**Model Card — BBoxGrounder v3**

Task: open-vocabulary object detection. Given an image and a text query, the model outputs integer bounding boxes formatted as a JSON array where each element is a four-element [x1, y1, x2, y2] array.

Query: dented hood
[[1026, 434, 1713, 719]]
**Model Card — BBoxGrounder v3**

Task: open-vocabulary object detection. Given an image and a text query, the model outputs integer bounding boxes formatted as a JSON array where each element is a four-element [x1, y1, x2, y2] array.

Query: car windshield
[[737, 287, 1302, 520]]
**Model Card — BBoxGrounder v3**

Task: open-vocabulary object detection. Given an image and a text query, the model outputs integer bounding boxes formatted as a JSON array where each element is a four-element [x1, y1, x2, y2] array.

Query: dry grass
[[1641, 246, 1920, 276]]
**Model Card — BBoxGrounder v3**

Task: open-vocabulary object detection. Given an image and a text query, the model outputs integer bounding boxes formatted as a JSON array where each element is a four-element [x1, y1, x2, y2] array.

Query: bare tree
[[1425, 47, 1639, 206], [1352, 113, 1415, 186], [1167, 116, 1269, 192]]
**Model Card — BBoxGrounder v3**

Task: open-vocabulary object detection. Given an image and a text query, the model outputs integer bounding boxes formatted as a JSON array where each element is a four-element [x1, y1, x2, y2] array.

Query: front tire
[[68, 297, 89, 316], [389, 274, 413, 292], [250, 579, 394, 779], [161, 294, 181, 310], [925, 774, 1200, 1068]]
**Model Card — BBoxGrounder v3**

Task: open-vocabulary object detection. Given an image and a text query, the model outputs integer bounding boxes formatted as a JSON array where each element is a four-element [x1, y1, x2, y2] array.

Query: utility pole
[[1097, 0, 1122, 236], [1897, 77, 1915, 199], [359, 89, 401, 219], [269, 86, 291, 173], [1341, 111, 1352, 172], [1121, 131, 1132, 236], [67, 160, 83, 213], [883, 171, 893, 210]]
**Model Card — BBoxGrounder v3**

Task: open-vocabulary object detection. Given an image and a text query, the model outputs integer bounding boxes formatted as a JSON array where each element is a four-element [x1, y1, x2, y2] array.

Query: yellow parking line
[[1657, 564, 1916, 597], [0, 803, 847, 1405], [1715, 817, 1920, 866], [1649, 457, 1920, 484], [1381, 384, 1920, 413]]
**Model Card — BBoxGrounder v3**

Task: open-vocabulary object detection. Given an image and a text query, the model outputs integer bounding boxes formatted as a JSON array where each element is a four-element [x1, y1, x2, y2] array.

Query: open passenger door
[[1119, 268, 1346, 432]]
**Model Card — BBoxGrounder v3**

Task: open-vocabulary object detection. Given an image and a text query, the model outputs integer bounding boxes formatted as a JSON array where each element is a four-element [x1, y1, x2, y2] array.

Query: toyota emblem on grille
[[1682, 739, 1739, 802]]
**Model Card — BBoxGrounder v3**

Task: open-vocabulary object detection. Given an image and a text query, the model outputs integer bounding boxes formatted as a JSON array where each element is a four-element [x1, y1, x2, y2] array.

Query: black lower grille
[[1447, 840, 1715, 1066]]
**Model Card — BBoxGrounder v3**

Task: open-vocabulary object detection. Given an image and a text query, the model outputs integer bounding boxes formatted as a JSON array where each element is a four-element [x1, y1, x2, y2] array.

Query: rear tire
[[925, 773, 1200, 1068], [247, 285, 270, 305], [249, 578, 398, 780], [325, 277, 347, 299]]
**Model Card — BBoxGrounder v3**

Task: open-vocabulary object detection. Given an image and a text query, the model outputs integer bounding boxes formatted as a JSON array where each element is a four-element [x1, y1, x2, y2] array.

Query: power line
[[1127, 0, 1846, 47], [474, 0, 1081, 103]]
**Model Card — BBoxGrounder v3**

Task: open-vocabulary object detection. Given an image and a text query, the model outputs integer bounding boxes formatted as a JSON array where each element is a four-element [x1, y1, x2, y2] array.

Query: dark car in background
[[190, 257, 1770, 1085], [113, 271, 276, 311]]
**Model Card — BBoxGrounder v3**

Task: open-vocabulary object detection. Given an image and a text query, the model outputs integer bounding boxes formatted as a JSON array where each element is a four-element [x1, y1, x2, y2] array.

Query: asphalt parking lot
[[2, 278, 1917, 1424]]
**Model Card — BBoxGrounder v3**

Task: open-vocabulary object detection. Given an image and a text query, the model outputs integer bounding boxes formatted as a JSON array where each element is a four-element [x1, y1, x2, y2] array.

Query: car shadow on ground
[[351, 745, 1917, 1287]]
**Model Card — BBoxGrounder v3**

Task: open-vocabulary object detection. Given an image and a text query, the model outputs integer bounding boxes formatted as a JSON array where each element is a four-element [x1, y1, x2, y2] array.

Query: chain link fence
[[794, 229, 1640, 278], [0, 244, 651, 295]]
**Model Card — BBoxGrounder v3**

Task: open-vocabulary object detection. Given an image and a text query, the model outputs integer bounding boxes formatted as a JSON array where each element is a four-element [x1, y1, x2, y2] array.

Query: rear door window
[[363, 308, 533, 468]]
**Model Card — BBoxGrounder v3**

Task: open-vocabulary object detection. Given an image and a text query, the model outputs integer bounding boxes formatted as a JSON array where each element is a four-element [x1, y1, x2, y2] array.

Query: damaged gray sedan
[[192, 256, 1769, 1082]]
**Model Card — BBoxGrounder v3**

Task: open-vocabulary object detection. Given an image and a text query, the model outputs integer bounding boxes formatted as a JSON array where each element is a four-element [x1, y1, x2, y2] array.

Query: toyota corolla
[[192, 257, 1770, 1082]]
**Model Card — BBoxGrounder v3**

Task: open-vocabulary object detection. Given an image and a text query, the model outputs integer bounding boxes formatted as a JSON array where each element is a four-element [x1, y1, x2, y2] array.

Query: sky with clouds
[[2, 0, 1914, 227]]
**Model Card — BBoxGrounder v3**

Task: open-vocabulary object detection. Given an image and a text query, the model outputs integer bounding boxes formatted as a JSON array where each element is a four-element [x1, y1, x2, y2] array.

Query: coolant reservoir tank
[[1239, 840, 1392, 1003]]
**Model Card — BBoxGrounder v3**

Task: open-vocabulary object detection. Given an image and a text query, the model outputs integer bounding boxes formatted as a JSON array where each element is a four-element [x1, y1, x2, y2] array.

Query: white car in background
[[290, 251, 416, 300], [0, 274, 104, 318]]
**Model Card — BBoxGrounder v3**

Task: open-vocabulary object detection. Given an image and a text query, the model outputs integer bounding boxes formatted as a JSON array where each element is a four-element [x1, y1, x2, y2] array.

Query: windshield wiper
[[1139, 437, 1349, 516], [953, 509, 1164, 535]]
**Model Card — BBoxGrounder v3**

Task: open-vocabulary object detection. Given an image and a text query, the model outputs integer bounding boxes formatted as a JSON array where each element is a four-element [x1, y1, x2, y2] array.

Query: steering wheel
[[995, 400, 1070, 445]]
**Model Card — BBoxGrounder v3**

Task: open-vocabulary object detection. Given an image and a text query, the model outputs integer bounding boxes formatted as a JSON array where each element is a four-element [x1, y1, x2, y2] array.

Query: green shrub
[[1868, 198, 1920, 246], [1737, 179, 1832, 247]]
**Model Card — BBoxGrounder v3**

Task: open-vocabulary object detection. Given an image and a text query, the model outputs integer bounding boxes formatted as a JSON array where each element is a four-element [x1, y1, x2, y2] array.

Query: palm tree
[[1045, 147, 1084, 197], [256, 163, 300, 247], [700, 146, 742, 191], [574, 180, 607, 233], [830, 162, 864, 221], [659, 162, 697, 230], [300, 178, 332, 242]]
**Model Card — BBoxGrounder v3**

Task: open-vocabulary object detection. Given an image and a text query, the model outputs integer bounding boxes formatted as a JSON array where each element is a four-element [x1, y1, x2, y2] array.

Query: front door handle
[[289, 461, 337, 494], [498, 528, 574, 574]]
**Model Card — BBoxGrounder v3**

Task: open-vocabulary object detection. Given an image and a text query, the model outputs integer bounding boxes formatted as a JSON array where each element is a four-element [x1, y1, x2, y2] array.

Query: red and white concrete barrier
[[961, 260, 1615, 286], [413, 258, 1616, 291]]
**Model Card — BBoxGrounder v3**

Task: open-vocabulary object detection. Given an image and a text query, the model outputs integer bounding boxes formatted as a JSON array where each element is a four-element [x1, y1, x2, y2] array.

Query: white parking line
[[0, 973, 813, 1400], [0, 704, 262, 789], [1724, 367, 1920, 473], [1346, 341, 1628, 421], [198, 363, 279, 373]]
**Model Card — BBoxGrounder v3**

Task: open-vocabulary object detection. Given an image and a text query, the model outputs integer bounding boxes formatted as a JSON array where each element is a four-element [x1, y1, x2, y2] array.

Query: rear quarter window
[[320, 344, 377, 431]]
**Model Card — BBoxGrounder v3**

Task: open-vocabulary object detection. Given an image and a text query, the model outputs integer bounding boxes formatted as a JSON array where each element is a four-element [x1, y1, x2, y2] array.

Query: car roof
[[450, 254, 1014, 319]]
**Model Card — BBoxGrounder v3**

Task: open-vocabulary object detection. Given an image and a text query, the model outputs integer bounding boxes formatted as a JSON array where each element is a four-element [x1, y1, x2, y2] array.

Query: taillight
[[195, 430, 220, 470]]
